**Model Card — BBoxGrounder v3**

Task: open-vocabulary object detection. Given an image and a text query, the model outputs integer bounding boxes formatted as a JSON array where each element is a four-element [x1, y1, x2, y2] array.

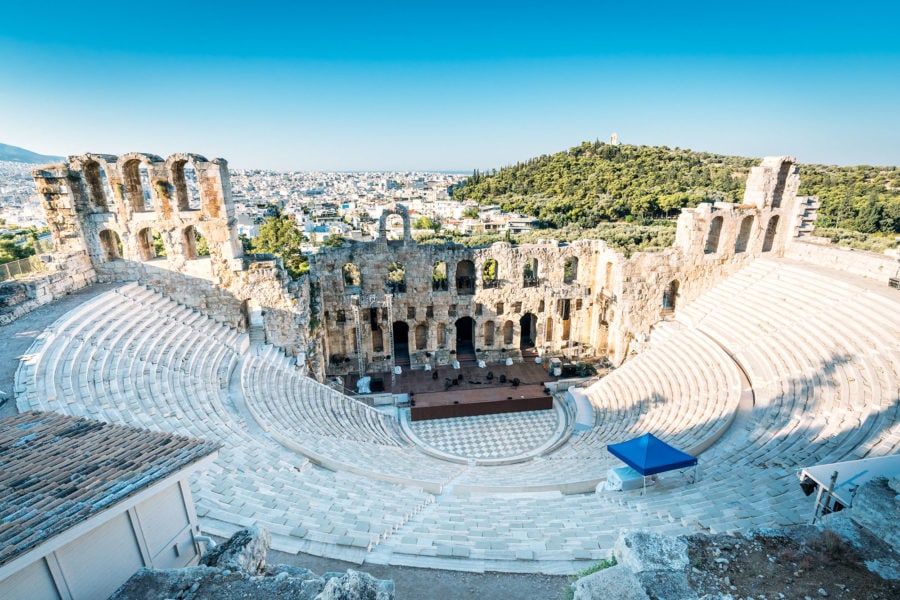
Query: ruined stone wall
[[785, 239, 899, 282], [313, 156, 808, 372], [0, 254, 95, 326], [609, 156, 806, 362], [31, 154, 321, 376], [312, 208, 619, 376]]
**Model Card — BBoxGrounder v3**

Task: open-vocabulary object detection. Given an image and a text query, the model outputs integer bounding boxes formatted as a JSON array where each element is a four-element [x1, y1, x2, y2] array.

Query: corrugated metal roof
[[0, 411, 219, 566]]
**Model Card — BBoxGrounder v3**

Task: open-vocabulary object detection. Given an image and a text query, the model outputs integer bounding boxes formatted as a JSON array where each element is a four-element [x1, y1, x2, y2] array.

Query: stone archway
[[455, 316, 475, 363], [392, 321, 410, 366], [519, 313, 537, 350]]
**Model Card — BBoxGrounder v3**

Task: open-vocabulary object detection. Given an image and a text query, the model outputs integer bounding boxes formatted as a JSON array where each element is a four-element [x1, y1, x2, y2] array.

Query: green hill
[[452, 141, 900, 239]]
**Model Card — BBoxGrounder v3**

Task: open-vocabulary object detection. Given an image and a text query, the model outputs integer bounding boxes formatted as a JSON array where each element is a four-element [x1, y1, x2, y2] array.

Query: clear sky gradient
[[1, 1, 898, 170]]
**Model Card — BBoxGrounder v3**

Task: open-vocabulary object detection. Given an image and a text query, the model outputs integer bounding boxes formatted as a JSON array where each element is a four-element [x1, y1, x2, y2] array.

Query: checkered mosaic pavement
[[409, 408, 560, 460]]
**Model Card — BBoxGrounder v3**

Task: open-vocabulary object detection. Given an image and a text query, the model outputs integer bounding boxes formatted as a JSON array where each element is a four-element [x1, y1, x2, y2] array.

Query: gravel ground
[[686, 525, 899, 600], [266, 549, 571, 600]]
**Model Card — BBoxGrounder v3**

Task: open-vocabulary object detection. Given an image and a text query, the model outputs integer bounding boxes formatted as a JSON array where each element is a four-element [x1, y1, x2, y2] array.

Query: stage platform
[[346, 361, 558, 421], [409, 384, 552, 421]]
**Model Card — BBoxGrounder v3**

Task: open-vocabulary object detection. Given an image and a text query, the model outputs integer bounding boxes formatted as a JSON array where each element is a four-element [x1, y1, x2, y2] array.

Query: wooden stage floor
[[345, 361, 559, 421], [346, 361, 556, 396]]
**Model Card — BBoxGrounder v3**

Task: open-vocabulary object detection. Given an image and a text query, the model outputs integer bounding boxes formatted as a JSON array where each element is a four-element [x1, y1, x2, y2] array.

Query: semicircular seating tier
[[14, 256, 900, 572]]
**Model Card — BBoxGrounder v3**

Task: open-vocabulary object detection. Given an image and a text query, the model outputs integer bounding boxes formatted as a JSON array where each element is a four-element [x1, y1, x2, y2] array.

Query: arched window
[[545, 317, 554, 341], [432, 260, 448, 291], [171, 160, 202, 211], [183, 226, 208, 260], [387, 261, 406, 293], [137, 228, 155, 261], [123, 160, 152, 212], [99, 229, 122, 261], [762, 215, 780, 252], [483, 320, 495, 346], [662, 279, 679, 310], [385, 214, 405, 240], [503, 320, 514, 345], [455, 260, 475, 295], [705, 216, 724, 254], [734, 216, 754, 253], [523, 257, 539, 287], [342, 263, 361, 288], [436, 323, 446, 348], [771, 162, 792, 208], [415, 323, 428, 350], [482, 258, 499, 288], [563, 256, 578, 283], [83, 161, 108, 211]]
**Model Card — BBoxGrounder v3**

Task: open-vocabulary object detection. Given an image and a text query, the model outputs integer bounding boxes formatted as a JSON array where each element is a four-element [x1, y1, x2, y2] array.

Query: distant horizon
[[5, 137, 900, 173], [2, 1, 898, 170]]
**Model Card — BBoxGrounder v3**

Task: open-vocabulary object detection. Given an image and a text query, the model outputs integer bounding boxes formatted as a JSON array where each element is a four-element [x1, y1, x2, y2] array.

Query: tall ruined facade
[[28, 153, 808, 381]]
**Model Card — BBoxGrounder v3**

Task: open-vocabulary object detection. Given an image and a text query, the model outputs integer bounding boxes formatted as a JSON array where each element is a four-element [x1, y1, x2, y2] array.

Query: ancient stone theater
[[4, 151, 898, 575]]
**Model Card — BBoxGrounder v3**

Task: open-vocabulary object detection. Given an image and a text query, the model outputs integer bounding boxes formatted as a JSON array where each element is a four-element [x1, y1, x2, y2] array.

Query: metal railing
[[0, 255, 46, 282]]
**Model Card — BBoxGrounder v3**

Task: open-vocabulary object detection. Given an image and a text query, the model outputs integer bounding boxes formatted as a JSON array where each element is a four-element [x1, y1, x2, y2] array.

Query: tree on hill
[[413, 216, 441, 232], [251, 215, 309, 278], [453, 142, 755, 228], [453, 141, 899, 238]]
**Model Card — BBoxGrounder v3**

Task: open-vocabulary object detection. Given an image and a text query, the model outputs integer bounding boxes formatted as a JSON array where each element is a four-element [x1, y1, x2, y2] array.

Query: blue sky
[[1, 1, 898, 170]]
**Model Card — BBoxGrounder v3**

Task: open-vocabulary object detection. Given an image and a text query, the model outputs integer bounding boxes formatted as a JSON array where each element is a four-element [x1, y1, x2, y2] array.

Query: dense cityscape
[[0, 160, 547, 248]]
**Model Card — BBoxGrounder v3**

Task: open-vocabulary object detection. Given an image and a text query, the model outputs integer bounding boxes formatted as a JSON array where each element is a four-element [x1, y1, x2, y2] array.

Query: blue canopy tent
[[607, 433, 698, 493]]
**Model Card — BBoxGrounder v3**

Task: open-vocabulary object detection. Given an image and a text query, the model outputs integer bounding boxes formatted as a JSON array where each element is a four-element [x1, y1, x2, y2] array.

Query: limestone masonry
[[24, 153, 810, 374]]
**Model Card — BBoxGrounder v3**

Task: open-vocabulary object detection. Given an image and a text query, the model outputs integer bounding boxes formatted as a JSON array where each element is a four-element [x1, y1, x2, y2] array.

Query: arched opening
[[519, 313, 537, 350], [137, 228, 156, 261], [152, 230, 166, 258], [83, 161, 108, 211], [415, 323, 428, 350], [182, 226, 208, 260], [523, 257, 539, 287], [734, 215, 754, 253], [482, 258, 499, 288], [545, 317, 554, 343], [392, 321, 410, 366], [762, 215, 780, 252], [98, 229, 122, 261], [172, 160, 202, 211], [705, 215, 724, 254], [455, 316, 475, 362], [563, 256, 578, 283], [455, 260, 475, 295], [483, 320, 495, 347], [387, 261, 406, 293], [436, 323, 446, 348], [662, 279, 679, 311], [432, 260, 448, 291], [503, 320, 514, 346], [385, 214, 405, 240], [342, 263, 361, 289], [771, 162, 792, 208], [124, 160, 152, 213]]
